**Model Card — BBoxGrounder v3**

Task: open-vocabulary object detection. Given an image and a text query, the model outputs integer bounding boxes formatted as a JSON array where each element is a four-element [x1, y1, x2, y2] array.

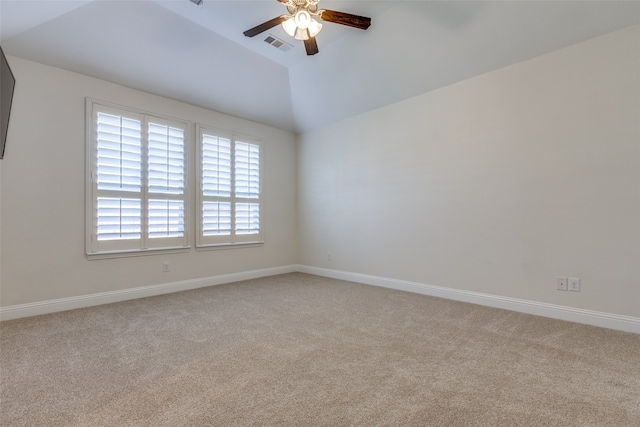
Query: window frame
[[85, 98, 191, 259], [196, 124, 264, 249]]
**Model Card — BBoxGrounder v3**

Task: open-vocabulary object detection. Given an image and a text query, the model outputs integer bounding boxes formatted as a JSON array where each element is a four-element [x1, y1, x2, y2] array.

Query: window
[[197, 126, 262, 247], [86, 100, 189, 257]]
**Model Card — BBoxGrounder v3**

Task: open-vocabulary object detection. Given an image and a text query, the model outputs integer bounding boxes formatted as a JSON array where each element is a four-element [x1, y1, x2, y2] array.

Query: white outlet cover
[[568, 277, 580, 292]]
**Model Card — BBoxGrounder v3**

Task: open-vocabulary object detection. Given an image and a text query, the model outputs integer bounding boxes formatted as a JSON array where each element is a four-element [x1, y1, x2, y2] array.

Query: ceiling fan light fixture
[[244, 0, 371, 56], [294, 27, 310, 41], [284, 11, 322, 40], [294, 10, 311, 30], [308, 18, 322, 37], [282, 16, 297, 37]]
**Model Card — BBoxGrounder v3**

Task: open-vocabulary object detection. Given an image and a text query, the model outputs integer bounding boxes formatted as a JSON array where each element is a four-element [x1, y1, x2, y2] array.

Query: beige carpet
[[1, 273, 639, 426]]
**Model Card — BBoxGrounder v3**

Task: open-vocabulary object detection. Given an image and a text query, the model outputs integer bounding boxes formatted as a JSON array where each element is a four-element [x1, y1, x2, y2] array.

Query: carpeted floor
[[1, 273, 639, 426]]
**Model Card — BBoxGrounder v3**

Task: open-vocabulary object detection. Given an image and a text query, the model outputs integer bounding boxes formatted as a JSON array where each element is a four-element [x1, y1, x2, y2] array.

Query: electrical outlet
[[326, 252, 331, 261], [162, 262, 170, 273], [557, 277, 568, 291], [568, 277, 580, 292]]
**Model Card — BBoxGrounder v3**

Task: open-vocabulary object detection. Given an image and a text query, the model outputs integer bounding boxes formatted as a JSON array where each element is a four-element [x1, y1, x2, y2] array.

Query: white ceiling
[[1, 0, 639, 133]]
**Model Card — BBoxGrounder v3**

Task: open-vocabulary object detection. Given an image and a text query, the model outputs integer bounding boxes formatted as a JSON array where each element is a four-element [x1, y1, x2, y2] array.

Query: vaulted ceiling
[[1, 1, 639, 133]]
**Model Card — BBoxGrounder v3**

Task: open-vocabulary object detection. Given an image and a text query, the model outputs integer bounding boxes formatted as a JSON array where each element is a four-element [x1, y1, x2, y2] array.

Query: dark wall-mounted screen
[[1, 45, 16, 159]]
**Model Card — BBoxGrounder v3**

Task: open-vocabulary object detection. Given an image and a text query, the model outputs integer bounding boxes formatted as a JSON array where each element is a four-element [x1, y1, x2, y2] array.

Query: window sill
[[196, 241, 264, 251], [86, 246, 191, 260]]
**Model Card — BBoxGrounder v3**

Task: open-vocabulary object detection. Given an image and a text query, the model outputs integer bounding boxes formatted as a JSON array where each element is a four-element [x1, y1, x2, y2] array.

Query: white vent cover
[[264, 34, 293, 52]]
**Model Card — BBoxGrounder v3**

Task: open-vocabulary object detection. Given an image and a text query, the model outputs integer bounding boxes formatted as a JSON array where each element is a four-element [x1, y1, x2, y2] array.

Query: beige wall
[[0, 57, 298, 306], [298, 25, 640, 317], [2, 25, 638, 320]]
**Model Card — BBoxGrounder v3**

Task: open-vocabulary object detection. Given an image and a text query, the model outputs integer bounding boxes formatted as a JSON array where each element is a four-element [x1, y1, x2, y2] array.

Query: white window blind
[[95, 111, 142, 241], [97, 197, 141, 241], [202, 134, 232, 237], [234, 142, 260, 236], [197, 126, 262, 247], [147, 122, 185, 239], [87, 100, 188, 256]]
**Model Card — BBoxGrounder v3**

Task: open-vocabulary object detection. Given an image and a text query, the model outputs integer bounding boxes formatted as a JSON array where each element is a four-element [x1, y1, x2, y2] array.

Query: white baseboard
[[0, 265, 297, 321], [297, 265, 640, 334], [3, 264, 638, 334]]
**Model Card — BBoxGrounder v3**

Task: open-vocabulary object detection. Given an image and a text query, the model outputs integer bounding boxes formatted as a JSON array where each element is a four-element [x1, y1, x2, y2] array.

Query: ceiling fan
[[243, 0, 371, 56]]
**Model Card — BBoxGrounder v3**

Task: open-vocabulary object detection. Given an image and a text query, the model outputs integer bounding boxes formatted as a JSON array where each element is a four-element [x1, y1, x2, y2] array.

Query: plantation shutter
[[87, 100, 189, 256], [94, 110, 143, 249], [234, 141, 260, 236], [201, 134, 232, 237], [147, 122, 185, 239], [197, 126, 262, 247]]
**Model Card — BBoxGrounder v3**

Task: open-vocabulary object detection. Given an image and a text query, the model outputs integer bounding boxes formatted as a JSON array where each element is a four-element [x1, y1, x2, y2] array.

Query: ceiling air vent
[[264, 34, 293, 52]]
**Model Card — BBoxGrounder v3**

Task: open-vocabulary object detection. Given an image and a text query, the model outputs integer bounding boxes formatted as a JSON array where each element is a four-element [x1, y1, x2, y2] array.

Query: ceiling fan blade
[[304, 36, 319, 56], [243, 16, 287, 38], [318, 9, 371, 30]]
